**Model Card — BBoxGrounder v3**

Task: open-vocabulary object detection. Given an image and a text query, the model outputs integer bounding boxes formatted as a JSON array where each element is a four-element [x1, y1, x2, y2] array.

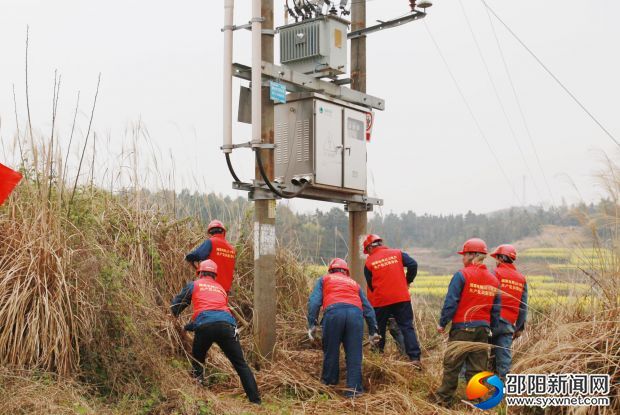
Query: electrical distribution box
[[279, 15, 349, 78], [275, 93, 367, 193]]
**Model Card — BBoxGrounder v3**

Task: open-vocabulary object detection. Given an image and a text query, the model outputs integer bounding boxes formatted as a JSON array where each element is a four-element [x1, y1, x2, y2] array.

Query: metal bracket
[[348, 11, 426, 40], [345, 202, 374, 212], [232, 181, 382, 207], [251, 142, 276, 149], [221, 142, 276, 151], [222, 18, 275, 35], [232, 62, 385, 111]]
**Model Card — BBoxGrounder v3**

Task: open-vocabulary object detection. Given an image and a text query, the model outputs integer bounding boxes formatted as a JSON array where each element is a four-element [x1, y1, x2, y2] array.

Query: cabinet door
[[343, 108, 367, 191], [315, 101, 343, 188]]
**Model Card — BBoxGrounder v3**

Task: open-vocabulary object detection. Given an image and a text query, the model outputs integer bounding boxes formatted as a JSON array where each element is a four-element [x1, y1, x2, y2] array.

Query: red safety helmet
[[207, 219, 226, 235], [363, 234, 383, 253], [328, 258, 350, 275], [490, 244, 517, 261], [197, 259, 218, 275], [457, 238, 488, 255]]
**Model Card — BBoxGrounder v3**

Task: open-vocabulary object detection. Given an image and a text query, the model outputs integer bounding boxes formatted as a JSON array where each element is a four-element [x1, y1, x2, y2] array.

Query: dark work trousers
[[371, 318, 406, 356], [436, 327, 489, 405], [374, 301, 421, 360], [192, 322, 261, 403], [491, 321, 516, 380], [321, 305, 364, 397]]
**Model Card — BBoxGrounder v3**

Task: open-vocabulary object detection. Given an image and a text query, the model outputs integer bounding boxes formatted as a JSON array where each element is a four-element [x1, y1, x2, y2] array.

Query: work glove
[[368, 333, 382, 346], [513, 330, 523, 340], [308, 325, 318, 341]]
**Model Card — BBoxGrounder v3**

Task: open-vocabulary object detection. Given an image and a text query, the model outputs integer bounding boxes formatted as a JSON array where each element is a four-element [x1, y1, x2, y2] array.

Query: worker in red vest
[[185, 220, 236, 293], [307, 258, 379, 398], [434, 238, 501, 408], [490, 244, 528, 379], [363, 234, 421, 368], [171, 260, 260, 404]]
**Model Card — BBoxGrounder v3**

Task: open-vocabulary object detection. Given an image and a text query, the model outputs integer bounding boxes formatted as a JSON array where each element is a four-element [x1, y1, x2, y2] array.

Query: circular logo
[[466, 371, 504, 410]]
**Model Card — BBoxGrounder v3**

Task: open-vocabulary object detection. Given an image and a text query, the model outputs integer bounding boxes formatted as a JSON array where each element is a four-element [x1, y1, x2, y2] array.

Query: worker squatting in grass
[[170, 219, 528, 408]]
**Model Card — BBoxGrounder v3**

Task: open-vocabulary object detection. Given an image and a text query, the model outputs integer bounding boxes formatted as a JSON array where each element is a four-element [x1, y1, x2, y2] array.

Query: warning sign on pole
[[365, 112, 374, 142], [0, 163, 22, 206]]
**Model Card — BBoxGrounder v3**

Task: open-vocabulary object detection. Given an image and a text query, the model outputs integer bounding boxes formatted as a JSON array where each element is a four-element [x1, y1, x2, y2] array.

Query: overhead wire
[[481, 0, 620, 149], [482, 2, 556, 205], [423, 20, 523, 206], [458, 0, 544, 205]]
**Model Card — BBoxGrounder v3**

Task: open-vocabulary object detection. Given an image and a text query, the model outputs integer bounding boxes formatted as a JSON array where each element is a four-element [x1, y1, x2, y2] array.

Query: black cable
[[225, 152, 241, 183], [254, 148, 309, 199], [424, 20, 523, 205], [483, 4, 556, 205], [482, 0, 620, 149]]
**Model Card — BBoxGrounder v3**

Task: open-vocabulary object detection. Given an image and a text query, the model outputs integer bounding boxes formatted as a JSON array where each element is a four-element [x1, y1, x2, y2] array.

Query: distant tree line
[[164, 189, 599, 264]]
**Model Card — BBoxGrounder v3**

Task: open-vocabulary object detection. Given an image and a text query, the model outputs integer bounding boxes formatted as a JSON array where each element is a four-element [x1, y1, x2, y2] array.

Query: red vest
[[452, 264, 500, 324], [191, 277, 230, 320], [209, 234, 236, 292], [494, 263, 526, 325], [322, 273, 362, 310], [365, 246, 411, 307]]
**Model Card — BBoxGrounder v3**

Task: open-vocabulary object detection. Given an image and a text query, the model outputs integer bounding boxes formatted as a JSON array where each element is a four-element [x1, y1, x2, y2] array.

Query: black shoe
[[250, 398, 262, 405]]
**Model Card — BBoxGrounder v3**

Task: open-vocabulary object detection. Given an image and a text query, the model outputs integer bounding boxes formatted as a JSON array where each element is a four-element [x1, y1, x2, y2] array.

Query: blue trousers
[[375, 301, 421, 360], [491, 322, 515, 379], [321, 305, 364, 396]]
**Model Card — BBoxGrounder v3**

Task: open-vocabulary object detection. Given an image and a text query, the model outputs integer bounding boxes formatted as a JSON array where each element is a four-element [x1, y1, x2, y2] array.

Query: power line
[[458, 0, 544, 205], [423, 20, 523, 206], [481, 0, 620, 149], [482, 3, 556, 205]]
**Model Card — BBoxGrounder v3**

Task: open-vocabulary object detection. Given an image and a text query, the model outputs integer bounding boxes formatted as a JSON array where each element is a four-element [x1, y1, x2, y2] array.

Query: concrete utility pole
[[253, 0, 277, 361], [348, 0, 368, 288]]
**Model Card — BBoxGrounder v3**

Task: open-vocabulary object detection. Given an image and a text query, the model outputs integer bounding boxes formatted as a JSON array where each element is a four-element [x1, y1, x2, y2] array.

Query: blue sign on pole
[[269, 81, 287, 104]]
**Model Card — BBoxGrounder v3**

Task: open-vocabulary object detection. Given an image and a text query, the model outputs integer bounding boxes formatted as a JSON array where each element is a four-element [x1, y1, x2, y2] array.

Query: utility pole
[[253, 0, 277, 361], [348, 0, 368, 288]]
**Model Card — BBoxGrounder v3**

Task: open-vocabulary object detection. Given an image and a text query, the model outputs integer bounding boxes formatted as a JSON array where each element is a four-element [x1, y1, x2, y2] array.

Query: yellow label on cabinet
[[334, 29, 343, 48]]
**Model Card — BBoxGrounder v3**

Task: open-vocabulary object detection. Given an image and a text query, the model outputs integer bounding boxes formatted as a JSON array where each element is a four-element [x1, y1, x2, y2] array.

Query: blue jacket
[[185, 239, 213, 263], [363, 251, 418, 292], [171, 280, 236, 329], [439, 271, 501, 330], [307, 276, 379, 335]]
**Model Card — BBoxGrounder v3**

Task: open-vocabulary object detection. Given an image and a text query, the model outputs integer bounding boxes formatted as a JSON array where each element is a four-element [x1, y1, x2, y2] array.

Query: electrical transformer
[[279, 15, 349, 78], [275, 93, 367, 193]]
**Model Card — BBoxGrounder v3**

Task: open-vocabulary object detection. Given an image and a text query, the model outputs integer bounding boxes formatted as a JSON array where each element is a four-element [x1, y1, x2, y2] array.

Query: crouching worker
[[434, 238, 500, 408], [307, 258, 380, 398], [171, 259, 261, 404]]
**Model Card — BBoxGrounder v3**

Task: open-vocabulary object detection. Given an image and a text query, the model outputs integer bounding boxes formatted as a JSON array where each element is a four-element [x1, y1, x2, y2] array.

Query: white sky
[[1, 0, 618, 215]]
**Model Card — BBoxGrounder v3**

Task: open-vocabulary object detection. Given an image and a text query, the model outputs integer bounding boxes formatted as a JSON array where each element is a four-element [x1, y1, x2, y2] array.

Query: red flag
[[0, 163, 23, 206]]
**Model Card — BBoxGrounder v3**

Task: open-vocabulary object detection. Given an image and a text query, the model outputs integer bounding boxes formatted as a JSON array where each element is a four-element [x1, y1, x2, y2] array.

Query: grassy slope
[[0, 175, 618, 415]]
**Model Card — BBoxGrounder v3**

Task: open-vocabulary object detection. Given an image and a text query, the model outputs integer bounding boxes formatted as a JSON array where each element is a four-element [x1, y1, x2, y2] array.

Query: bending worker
[[171, 260, 261, 404], [434, 238, 500, 408], [185, 220, 236, 292], [363, 234, 422, 368], [490, 244, 528, 380], [307, 258, 380, 398]]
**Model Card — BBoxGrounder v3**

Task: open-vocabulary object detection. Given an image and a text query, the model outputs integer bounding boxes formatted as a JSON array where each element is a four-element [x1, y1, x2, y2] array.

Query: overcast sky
[[1, 0, 619, 215]]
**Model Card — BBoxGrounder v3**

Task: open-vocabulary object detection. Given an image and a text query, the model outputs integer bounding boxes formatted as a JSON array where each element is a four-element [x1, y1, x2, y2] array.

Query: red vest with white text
[[365, 246, 411, 307], [322, 273, 362, 310], [191, 277, 230, 320], [209, 234, 236, 292], [452, 264, 499, 324], [494, 263, 526, 325]]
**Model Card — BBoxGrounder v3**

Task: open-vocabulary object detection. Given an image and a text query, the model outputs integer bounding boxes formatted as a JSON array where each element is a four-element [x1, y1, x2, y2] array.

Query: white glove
[[308, 326, 317, 341], [368, 333, 382, 345]]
